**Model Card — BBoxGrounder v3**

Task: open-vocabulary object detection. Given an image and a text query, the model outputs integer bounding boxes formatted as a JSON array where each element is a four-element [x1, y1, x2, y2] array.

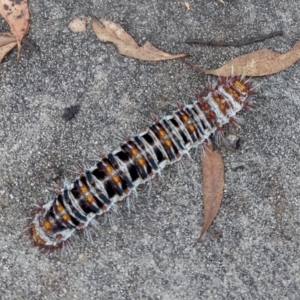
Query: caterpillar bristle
[[124, 195, 135, 215], [29, 76, 254, 250], [214, 126, 225, 144]]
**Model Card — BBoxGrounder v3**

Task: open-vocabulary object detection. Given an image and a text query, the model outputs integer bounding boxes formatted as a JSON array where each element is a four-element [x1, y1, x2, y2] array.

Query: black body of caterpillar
[[30, 76, 254, 250]]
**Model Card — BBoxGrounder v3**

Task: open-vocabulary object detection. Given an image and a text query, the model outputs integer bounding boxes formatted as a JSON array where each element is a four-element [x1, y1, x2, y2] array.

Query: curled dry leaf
[[194, 144, 224, 245], [199, 41, 300, 77], [68, 18, 87, 33], [184, 2, 190, 10], [0, 32, 17, 62], [0, 0, 30, 63], [92, 18, 187, 61]]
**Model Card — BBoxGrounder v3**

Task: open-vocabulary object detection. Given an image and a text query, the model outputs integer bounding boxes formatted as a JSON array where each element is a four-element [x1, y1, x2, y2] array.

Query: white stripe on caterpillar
[[30, 75, 254, 250]]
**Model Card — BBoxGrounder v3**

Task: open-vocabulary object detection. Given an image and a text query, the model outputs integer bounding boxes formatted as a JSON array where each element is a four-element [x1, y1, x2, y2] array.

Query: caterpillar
[[30, 76, 254, 250]]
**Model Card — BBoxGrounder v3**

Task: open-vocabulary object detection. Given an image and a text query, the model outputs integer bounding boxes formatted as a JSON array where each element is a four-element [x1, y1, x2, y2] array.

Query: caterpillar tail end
[[29, 203, 73, 251]]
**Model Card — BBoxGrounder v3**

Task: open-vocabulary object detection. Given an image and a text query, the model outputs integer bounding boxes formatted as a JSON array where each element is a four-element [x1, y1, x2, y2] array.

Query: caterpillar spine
[[30, 76, 254, 250]]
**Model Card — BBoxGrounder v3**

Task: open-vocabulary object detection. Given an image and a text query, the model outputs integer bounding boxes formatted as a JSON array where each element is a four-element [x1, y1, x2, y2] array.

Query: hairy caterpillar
[[30, 76, 254, 250]]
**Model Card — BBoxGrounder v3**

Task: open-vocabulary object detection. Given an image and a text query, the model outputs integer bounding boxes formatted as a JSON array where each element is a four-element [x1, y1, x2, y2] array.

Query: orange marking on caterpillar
[[105, 165, 113, 174], [43, 220, 53, 230], [131, 148, 139, 156], [181, 114, 189, 122], [62, 214, 70, 222], [86, 194, 94, 203]]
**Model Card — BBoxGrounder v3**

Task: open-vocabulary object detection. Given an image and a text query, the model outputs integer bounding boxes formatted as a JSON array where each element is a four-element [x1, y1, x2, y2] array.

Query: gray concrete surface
[[0, 0, 300, 299]]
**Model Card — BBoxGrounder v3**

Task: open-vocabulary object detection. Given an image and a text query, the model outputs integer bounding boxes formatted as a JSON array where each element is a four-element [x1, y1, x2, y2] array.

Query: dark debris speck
[[62, 105, 81, 121]]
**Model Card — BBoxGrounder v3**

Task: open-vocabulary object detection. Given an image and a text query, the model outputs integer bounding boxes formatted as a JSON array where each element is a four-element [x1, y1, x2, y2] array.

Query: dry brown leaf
[[92, 18, 187, 61], [68, 18, 87, 33], [194, 145, 224, 245], [0, 0, 30, 63], [199, 41, 300, 77], [0, 32, 17, 62], [0, 41, 17, 62], [0, 32, 16, 46]]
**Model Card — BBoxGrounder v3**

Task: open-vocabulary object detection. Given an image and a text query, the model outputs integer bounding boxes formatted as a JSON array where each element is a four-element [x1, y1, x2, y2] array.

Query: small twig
[[22, 38, 39, 51], [186, 31, 283, 47], [181, 59, 206, 73]]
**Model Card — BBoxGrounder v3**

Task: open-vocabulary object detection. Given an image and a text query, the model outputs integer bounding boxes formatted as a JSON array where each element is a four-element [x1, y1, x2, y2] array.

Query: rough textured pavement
[[1, 1, 300, 299]]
